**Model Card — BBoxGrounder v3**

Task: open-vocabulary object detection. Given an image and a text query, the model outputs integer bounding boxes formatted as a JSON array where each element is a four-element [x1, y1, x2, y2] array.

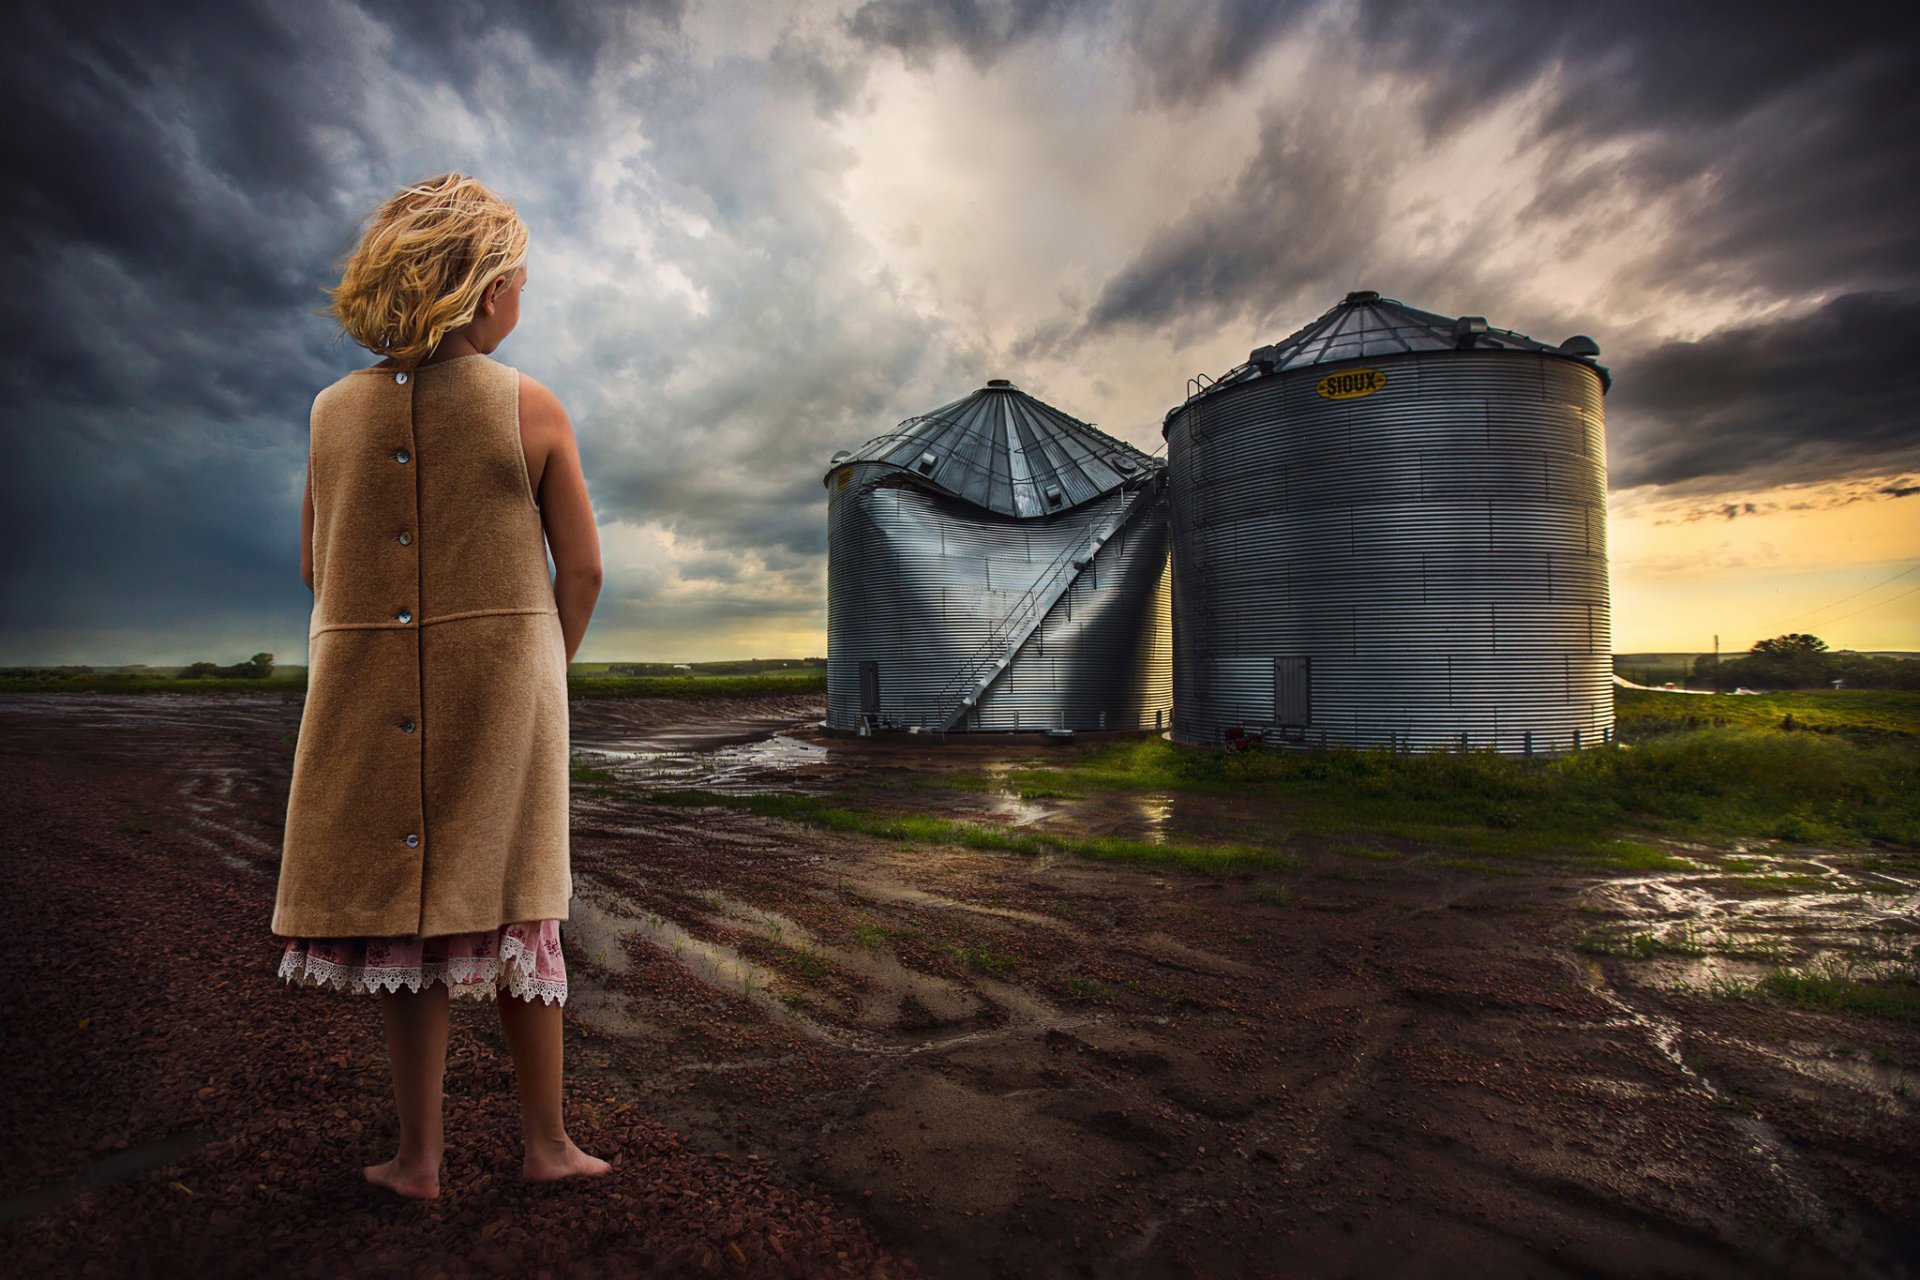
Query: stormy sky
[[2, 0, 1915, 664]]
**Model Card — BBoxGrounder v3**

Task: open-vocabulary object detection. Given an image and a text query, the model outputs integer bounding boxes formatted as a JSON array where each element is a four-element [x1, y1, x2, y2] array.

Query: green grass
[[998, 718, 1920, 853], [1615, 687, 1920, 740], [568, 671, 825, 700], [935, 940, 1018, 974], [1708, 955, 1920, 1024], [1245, 882, 1292, 906], [1575, 924, 1710, 958], [1720, 872, 1831, 895], [640, 788, 1299, 874]]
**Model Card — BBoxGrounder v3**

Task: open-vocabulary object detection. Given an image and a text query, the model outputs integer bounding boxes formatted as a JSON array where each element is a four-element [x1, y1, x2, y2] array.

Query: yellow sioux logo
[[1315, 369, 1387, 400]]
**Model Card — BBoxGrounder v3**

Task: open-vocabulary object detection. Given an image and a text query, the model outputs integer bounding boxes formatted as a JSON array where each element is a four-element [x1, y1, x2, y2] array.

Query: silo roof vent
[[985, 378, 1016, 388]]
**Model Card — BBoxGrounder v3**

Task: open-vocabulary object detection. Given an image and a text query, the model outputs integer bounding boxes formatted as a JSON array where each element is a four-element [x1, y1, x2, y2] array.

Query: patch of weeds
[[917, 773, 997, 792], [1722, 872, 1829, 895], [1575, 924, 1709, 959], [1017, 784, 1079, 800], [1576, 931, 1658, 959], [1067, 974, 1115, 999], [1246, 882, 1292, 907], [1772, 810, 1847, 844], [1706, 954, 1920, 1023], [570, 764, 617, 784], [1228, 930, 1254, 945], [853, 921, 887, 950], [1577, 841, 1700, 873], [935, 940, 1018, 975], [1720, 856, 1765, 872], [789, 946, 827, 979], [1720, 933, 1793, 964]]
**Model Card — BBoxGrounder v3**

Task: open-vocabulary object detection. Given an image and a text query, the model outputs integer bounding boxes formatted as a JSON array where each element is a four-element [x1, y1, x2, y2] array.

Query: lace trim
[[278, 931, 566, 1006]]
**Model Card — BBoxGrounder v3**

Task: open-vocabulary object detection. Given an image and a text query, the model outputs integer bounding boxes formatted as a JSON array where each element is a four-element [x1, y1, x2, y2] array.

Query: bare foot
[[523, 1135, 612, 1182], [364, 1155, 441, 1199]]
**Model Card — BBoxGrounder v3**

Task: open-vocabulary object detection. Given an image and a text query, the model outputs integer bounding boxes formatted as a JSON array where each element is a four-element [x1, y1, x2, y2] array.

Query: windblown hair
[[322, 172, 529, 370]]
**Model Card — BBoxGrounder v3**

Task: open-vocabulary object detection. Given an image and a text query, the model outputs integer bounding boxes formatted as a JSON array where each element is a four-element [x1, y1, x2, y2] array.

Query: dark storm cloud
[[6, 0, 1916, 662], [1607, 292, 1920, 492], [1073, 2, 1920, 336], [0, 0, 675, 658]]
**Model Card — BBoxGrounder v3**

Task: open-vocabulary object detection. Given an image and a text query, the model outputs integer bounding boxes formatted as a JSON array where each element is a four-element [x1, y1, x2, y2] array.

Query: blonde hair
[[322, 172, 529, 370]]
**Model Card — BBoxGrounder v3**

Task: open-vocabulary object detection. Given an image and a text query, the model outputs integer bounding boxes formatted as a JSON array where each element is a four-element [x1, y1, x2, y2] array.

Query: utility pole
[[1713, 634, 1721, 694]]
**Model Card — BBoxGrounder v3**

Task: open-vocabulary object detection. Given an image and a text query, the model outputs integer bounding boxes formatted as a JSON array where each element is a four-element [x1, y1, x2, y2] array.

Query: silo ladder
[[924, 474, 1163, 733]]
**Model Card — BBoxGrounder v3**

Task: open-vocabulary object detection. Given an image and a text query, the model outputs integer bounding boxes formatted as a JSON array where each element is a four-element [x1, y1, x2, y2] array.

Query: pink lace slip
[[277, 919, 567, 1006]]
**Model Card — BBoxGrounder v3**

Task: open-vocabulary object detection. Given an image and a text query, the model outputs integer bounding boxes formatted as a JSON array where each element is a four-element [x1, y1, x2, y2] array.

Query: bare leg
[[495, 989, 611, 1180], [366, 980, 450, 1199]]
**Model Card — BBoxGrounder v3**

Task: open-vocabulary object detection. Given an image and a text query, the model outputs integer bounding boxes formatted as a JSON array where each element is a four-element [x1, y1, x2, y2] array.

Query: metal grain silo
[[825, 379, 1171, 736], [1163, 291, 1613, 754]]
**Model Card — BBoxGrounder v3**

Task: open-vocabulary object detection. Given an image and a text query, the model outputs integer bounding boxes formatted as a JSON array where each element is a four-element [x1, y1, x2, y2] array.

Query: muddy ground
[[1, 691, 1916, 1279]]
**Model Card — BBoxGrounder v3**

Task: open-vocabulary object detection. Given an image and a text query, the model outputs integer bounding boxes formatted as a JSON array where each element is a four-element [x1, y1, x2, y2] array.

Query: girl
[[273, 172, 608, 1199]]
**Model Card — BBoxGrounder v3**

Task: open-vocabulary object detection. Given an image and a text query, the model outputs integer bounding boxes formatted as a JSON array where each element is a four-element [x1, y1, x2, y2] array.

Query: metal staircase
[[922, 473, 1164, 732]]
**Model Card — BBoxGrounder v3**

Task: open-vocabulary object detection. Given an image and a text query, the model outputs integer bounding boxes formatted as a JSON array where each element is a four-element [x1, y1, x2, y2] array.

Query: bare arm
[[520, 372, 602, 667], [302, 453, 316, 593]]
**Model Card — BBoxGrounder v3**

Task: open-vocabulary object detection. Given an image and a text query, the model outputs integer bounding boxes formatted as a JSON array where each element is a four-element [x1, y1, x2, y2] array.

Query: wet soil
[[2, 691, 1917, 1279]]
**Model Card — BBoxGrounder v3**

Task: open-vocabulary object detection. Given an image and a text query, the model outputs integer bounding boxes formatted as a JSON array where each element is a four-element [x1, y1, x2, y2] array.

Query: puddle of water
[[575, 732, 836, 796], [1579, 843, 1920, 982]]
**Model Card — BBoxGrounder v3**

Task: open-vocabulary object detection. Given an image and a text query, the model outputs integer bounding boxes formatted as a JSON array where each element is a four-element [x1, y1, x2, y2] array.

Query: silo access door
[[859, 661, 880, 716], [1274, 656, 1312, 728]]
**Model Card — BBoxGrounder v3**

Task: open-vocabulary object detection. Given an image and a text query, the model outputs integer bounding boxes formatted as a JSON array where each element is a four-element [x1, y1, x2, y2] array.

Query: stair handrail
[[923, 476, 1162, 732]]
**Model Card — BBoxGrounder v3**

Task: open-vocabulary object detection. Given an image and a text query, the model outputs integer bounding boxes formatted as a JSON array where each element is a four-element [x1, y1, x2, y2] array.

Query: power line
[[1807, 581, 1920, 630], [1776, 561, 1920, 628]]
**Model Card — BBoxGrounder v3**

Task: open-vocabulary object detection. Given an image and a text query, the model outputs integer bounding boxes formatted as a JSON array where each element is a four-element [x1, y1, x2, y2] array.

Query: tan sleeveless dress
[[271, 353, 572, 938]]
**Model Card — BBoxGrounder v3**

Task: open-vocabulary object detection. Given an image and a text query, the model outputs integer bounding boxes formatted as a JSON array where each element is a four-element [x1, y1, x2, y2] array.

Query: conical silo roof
[[1166, 290, 1610, 430], [831, 379, 1158, 518]]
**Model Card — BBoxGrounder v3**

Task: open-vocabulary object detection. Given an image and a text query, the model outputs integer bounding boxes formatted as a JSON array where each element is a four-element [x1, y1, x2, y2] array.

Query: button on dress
[[272, 353, 572, 1002]]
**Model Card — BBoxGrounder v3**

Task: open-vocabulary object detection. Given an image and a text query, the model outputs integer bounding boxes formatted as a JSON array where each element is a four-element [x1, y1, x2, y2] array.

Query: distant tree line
[[178, 653, 276, 680], [1692, 635, 1920, 690], [604, 658, 826, 677]]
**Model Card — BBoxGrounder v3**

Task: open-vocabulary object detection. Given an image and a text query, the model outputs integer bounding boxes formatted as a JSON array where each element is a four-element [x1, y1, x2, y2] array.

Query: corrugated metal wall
[[1164, 351, 1614, 754], [826, 464, 1172, 733]]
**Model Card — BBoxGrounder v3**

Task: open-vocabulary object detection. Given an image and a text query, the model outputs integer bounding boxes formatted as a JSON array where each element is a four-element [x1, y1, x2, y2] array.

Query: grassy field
[[939, 688, 1920, 860], [0, 667, 827, 699], [568, 671, 825, 699]]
